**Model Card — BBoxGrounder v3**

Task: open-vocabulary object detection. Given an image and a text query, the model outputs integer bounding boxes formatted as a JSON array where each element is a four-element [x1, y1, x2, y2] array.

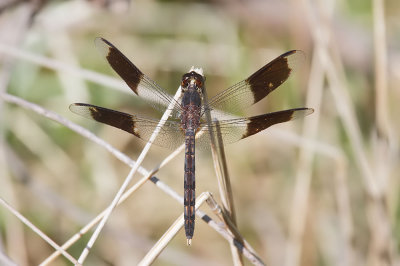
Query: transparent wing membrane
[[95, 37, 183, 119]]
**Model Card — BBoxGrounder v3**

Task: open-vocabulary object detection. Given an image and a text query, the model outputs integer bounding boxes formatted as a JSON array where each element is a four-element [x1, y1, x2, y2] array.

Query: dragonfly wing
[[203, 50, 305, 120], [70, 103, 185, 150], [195, 108, 313, 150], [95, 37, 182, 119]]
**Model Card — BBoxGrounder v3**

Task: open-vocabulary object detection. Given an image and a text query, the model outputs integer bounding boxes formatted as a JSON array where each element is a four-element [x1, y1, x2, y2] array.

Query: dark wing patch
[[95, 37, 182, 118], [247, 50, 300, 103], [203, 50, 305, 120], [95, 38, 143, 94], [241, 107, 312, 138], [70, 103, 185, 150], [195, 108, 313, 149]]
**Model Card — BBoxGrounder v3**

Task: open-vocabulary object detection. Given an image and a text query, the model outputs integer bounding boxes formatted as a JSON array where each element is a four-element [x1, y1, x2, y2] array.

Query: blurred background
[[0, 0, 399, 265]]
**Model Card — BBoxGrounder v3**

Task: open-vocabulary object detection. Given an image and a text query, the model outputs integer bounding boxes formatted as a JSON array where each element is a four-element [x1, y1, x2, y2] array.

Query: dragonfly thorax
[[181, 86, 202, 131], [70, 37, 313, 243]]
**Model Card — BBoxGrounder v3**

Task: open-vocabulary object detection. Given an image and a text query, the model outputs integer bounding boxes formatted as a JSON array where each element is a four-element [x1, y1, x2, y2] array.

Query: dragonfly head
[[181, 70, 205, 94]]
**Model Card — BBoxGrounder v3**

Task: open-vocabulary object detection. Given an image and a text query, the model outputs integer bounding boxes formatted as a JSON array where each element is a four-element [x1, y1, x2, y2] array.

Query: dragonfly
[[70, 37, 314, 244]]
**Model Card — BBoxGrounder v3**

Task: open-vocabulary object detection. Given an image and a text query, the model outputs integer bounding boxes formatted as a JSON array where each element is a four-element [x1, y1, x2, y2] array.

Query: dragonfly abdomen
[[184, 129, 196, 242]]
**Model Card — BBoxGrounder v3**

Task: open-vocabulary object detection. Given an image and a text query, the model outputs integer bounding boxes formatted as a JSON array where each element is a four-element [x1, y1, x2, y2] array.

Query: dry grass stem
[[333, 158, 354, 265], [202, 84, 243, 265], [75, 86, 183, 264], [0, 42, 128, 94], [138, 192, 211, 265], [205, 193, 257, 254], [41, 156, 184, 265], [373, 0, 390, 140], [2, 92, 262, 265], [285, 45, 326, 266], [0, 251, 17, 266], [0, 4, 39, 265], [301, 0, 395, 265], [0, 197, 77, 264], [1, 93, 144, 171], [1, 1, 397, 264], [324, 50, 394, 265]]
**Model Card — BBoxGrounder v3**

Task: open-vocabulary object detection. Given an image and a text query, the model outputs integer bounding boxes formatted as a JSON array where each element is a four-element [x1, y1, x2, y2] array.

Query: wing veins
[[95, 37, 182, 118], [204, 50, 305, 117]]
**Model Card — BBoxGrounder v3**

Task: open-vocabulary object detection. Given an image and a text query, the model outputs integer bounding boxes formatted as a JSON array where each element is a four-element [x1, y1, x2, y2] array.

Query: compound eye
[[181, 78, 189, 87], [195, 79, 203, 87]]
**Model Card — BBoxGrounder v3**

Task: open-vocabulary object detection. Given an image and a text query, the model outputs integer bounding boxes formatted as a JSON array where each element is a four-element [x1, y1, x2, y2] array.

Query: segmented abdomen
[[184, 130, 196, 240]]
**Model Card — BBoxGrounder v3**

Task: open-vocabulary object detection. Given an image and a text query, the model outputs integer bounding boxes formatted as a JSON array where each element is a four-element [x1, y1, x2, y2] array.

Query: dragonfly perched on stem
[[70, 37, 314, 245]]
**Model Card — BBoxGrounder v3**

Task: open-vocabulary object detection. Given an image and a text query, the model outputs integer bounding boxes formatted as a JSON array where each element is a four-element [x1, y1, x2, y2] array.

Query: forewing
[[95, 37, 182, 118], [70, 103, 185, 150], [203, 50, 305, 120], [195, 108, 313, 149]]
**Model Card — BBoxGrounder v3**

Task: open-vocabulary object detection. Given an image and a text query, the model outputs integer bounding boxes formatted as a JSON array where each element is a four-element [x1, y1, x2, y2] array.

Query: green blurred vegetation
[[0, 0, 399, 265]]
